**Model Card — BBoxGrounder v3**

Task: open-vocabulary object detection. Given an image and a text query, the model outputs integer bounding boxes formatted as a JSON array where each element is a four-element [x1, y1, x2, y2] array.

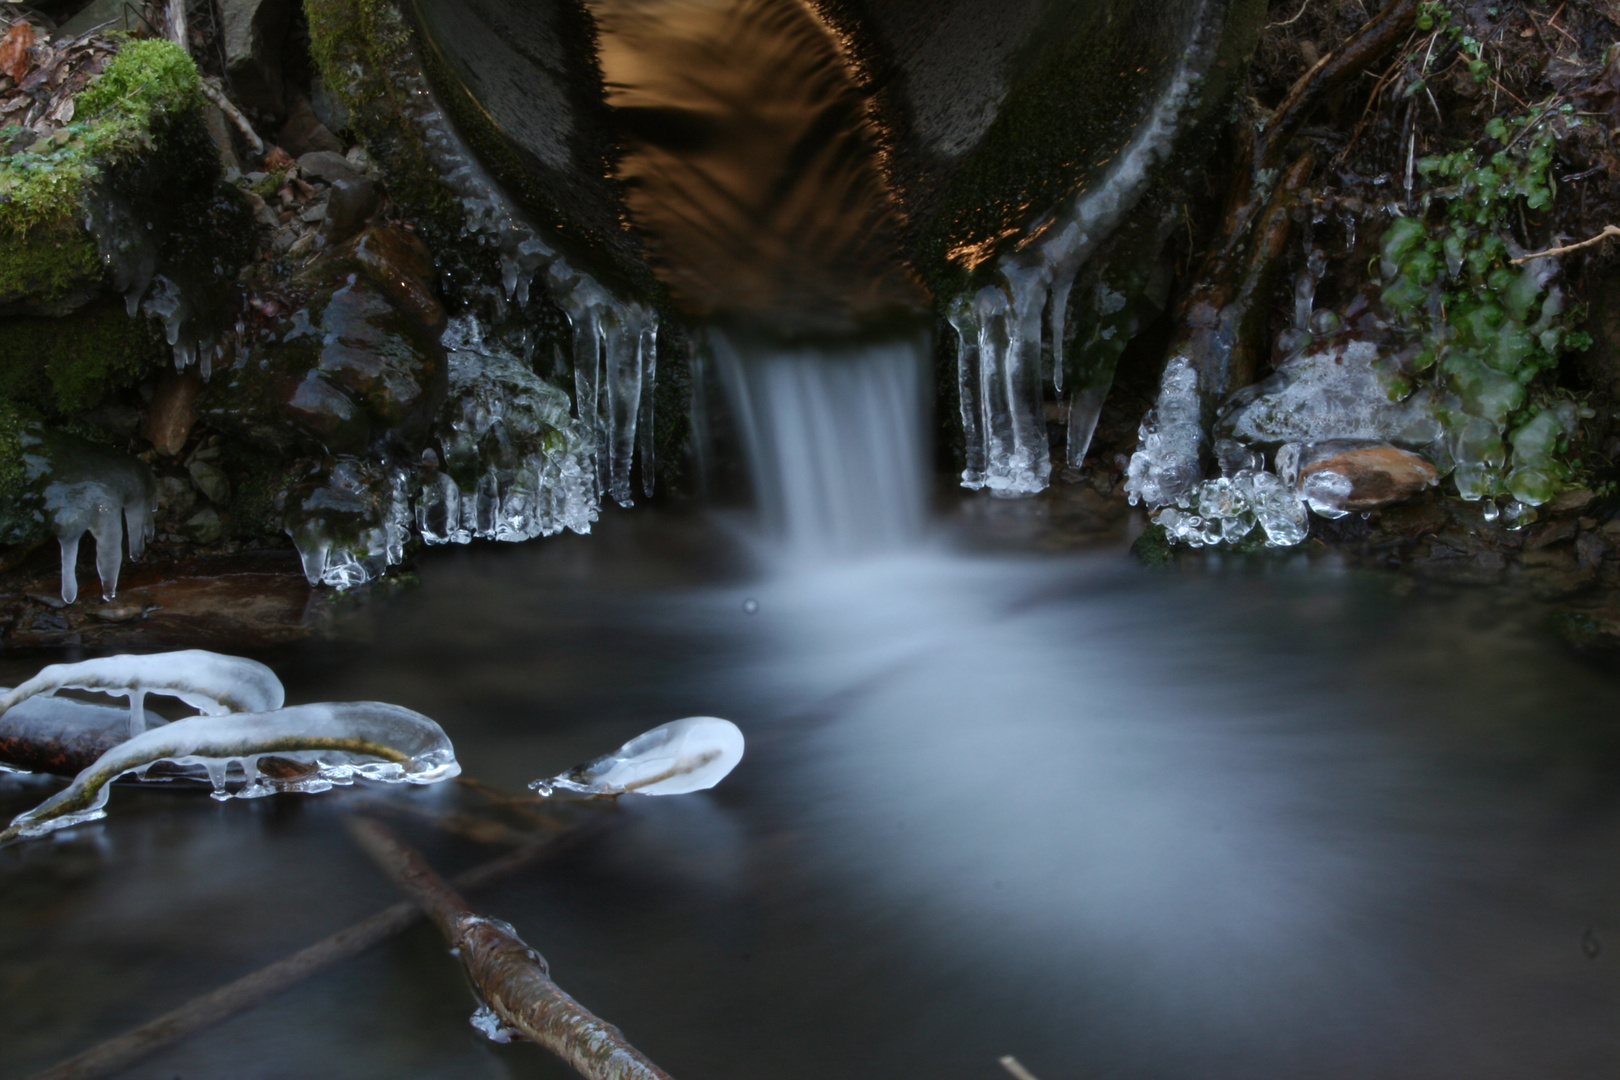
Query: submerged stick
[[23, 815, 607, 1080], [347, 817, 676, 1080]]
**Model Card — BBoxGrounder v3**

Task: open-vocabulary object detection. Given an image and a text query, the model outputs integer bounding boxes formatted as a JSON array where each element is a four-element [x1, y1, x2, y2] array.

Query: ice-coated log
[[529, 716, 744, 797], [0, 702, 460, 844], [0, 650, 284, 738], [0, 690, 165, 776]]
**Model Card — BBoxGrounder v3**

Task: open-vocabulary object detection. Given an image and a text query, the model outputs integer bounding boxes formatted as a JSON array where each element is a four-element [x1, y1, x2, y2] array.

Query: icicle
[[638, 321, 658, 500]]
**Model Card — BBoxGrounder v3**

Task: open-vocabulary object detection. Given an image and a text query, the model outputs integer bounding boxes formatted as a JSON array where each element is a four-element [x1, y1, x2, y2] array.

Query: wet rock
[[309, 75, 350, 135], [297, 150, 361, 183], [188, 461, 231, 505], [182, 507, 223, 543], [141, 370, 204, 456], [154, 474, 197, 519], [202, 225, 447, 457], [1526, 519, 1577, 551], [1294, 441, 1439, 516], [222, 0, 293, 120], [1577, 530, 1608, 570], [278, 96, 344, 156]]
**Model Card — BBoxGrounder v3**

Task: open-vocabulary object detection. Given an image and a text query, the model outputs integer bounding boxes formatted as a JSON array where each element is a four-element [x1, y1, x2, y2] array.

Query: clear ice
[[16, 424, 156, 605], [284, 65, 665, 586], [948, 23, 1216, 495], [418, 318, 599, 545], [528, 716, 744, 798], [283, 458, 411, 589], [0, 650, 285, 738], [1, 701, 461, 844]]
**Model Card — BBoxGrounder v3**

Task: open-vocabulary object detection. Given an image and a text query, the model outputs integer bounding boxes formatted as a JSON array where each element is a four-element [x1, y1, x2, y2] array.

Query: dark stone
[[297, 150, 361, 183], [320, 177, 381, 246], [279, 97, 345, 157], [223, 0, 294, 121], [201, 225, 447, 458], [141, 370, 205, 456]]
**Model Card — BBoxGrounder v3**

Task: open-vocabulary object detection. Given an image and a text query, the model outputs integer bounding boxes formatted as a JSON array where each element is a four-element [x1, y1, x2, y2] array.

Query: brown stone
[[1299, 444, 1438, 512], [278, 97, 345, 157], [140, 370, 205, 456], [0, 21, 34, 83]]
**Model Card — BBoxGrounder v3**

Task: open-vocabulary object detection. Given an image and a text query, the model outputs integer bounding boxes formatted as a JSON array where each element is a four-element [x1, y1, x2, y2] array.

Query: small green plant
[[1376, 100, 1590, 508]]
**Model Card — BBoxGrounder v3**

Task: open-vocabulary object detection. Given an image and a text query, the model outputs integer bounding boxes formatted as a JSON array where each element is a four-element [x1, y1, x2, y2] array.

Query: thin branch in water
[[1512, 225, 1620, 263], [22, 812, 608, 1080], [347, 816, 677, 1080]]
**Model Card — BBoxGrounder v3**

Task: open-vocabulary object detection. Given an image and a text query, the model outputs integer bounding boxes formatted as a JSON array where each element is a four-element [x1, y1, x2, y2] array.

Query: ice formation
[[949, 18, 1218, 495], [404, 70, 658, 507], [0, 701, 460, 844], [280, 67, 664, 587], [282, 457, 411, 589], [0, 650, 284, 738], [529, 716, 744, 797], [14, 424, 157, 604], [418, 318, 598, 545], [88, 189, 223, 377]]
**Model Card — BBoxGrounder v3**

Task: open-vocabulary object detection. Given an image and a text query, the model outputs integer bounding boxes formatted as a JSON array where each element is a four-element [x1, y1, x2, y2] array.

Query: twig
[[163, 0, 185, 55], [198, 77, 265, 158], [23, 814, 607, 1080], [347, 817, 676, 1080], [1512, 225, 1620, 263], [1000, 1056, 1043, 1080], [1267, 0, 1312, 29]]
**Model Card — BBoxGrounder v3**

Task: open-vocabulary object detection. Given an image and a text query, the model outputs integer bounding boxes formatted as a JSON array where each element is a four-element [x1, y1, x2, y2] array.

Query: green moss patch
[[0, 299, 169, 417], [0, 38, 205, 306]]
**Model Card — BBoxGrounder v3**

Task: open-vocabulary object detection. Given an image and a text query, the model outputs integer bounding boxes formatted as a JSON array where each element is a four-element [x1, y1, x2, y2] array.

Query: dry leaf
[[0, 21, 33, 84]]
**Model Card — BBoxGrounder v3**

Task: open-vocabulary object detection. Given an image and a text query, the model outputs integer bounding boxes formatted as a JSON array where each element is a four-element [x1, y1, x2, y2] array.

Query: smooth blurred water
[[3, 508, 1620, 1080]]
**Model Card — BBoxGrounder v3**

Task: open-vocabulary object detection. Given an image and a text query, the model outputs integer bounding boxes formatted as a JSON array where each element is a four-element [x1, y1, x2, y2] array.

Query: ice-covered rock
[[0, 701, 460, 844], [1217, 339, 1442, 449], [282, 457, 411, 589], [0, 691, 163, 775], [1292, 440, 1439, 518], [529, 716, 744, 797], [418, 318, 598, 545]]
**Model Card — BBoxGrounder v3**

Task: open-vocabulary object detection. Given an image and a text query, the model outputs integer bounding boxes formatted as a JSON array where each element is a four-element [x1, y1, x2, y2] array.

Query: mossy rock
[[1, 40, 202, 310], [0, 298, 169, 418]]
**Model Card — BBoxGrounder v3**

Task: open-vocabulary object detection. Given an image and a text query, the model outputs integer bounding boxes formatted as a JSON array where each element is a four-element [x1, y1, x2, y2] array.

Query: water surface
[[3, 509, 1619, 1079]]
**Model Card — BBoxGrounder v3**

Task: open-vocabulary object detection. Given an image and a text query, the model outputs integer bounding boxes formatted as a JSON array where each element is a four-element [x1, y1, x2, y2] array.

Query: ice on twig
[[0, 650, 285, 738], [0, 702, 460, 844], [528, 716, 744, 797]]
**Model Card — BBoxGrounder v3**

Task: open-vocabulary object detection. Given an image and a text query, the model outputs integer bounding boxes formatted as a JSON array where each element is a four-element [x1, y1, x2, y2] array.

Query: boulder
[[222, 0, 293, 121], [278, 97, 344, 156], [201, 226, 447, 457]]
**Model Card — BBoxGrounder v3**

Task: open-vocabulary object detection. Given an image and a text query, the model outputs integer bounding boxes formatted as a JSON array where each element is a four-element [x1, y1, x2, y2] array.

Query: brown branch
[[24, 814, 608, 1080], [347, 817, 676, 1080], [1259, 0, 1421, 174], [1512, 225, 1620, 263]]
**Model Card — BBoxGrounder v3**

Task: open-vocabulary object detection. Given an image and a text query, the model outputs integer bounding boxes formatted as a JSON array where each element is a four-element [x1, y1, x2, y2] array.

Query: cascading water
[[708, 330, 930, 559]]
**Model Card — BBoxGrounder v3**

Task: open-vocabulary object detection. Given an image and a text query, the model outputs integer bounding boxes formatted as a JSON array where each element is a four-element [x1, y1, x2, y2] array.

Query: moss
[[0, 38, 205, 307], [0, 299, 169, 417], [1131, 522, 1174, 566]]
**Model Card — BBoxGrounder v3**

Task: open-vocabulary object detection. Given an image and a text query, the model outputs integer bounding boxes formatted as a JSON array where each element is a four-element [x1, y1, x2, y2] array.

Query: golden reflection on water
[[587, 0, 926, 331]]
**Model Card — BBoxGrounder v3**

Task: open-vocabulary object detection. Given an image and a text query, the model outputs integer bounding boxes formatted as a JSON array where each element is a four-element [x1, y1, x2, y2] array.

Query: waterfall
[[709, 329, 930, 558]]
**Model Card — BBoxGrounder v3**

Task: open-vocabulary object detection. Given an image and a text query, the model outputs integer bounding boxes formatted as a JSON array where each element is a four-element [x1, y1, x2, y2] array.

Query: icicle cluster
[[403, 68, 659, 509], [949, 30, 1212, 496], [418, 318, 598, 544], [14, 423, 157, 605], [282, 458, 411, 589]]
